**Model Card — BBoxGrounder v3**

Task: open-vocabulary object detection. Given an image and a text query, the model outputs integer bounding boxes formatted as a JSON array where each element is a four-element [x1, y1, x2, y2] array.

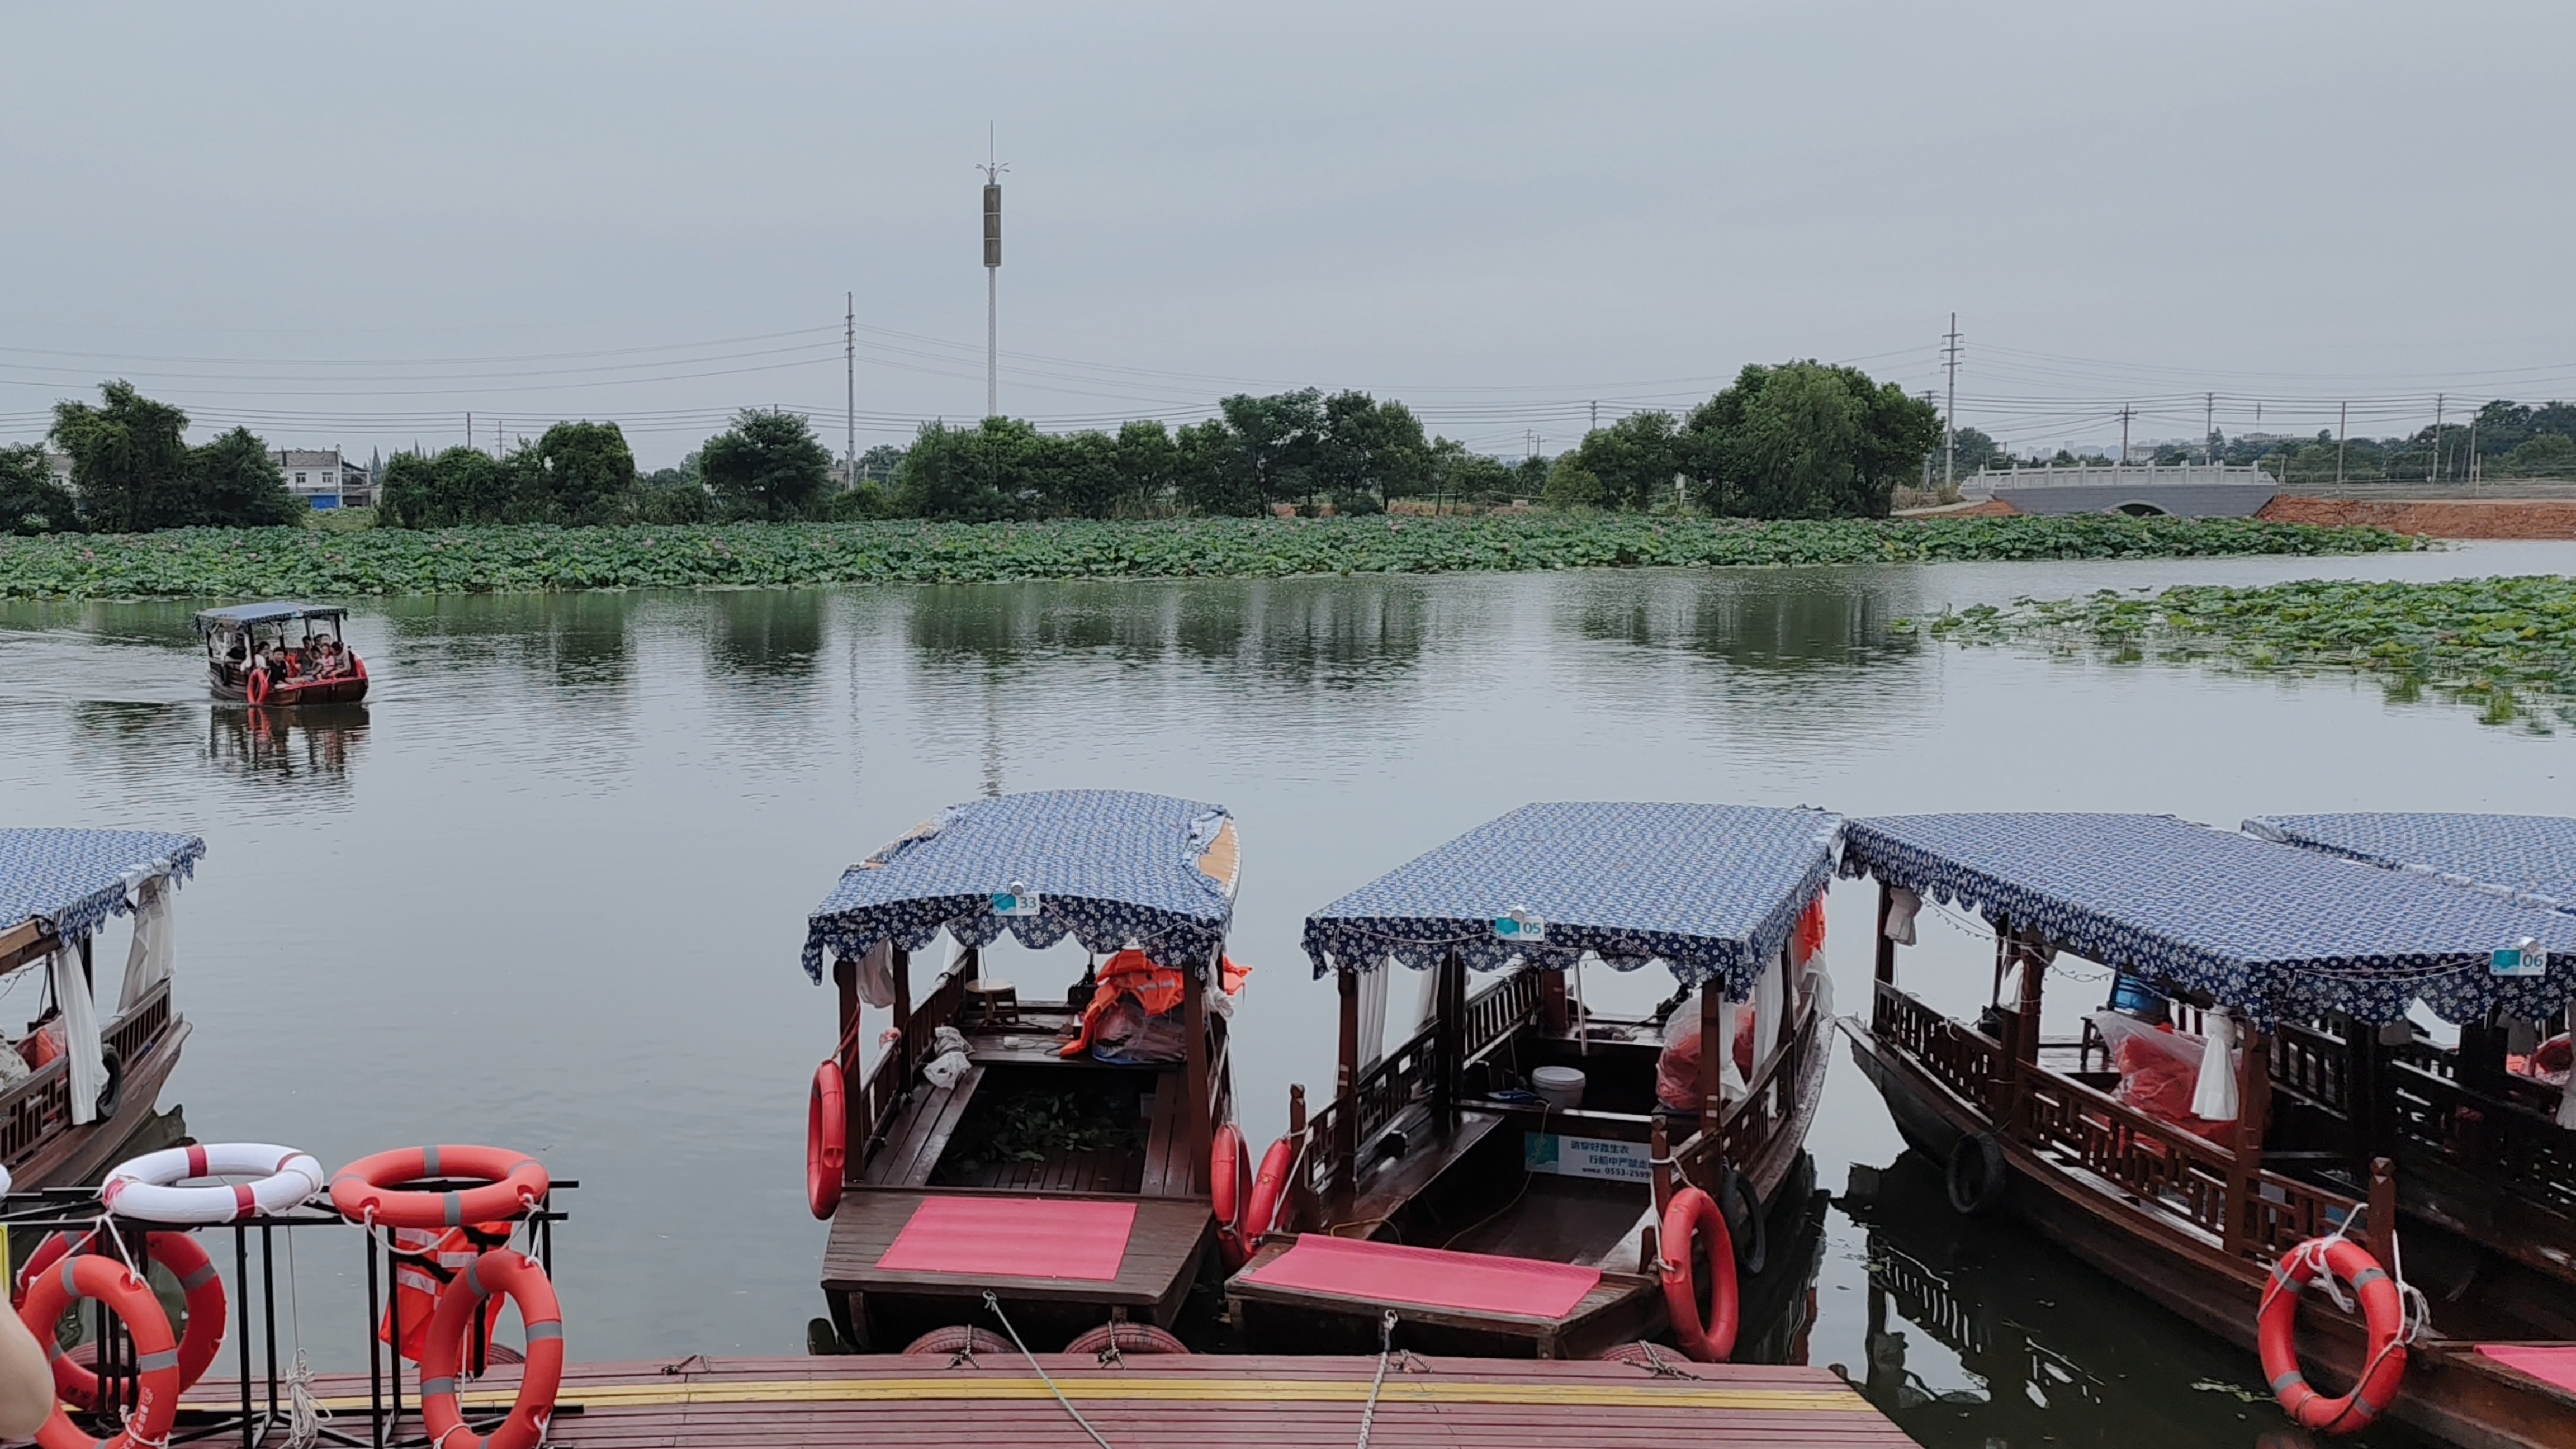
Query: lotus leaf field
[[1909, 574, 2576, 726], [0, 515, 2417, 601]]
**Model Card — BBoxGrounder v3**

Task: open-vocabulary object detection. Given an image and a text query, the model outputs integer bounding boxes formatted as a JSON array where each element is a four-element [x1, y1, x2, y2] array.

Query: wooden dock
[[183, 1352, 1911, 1447]]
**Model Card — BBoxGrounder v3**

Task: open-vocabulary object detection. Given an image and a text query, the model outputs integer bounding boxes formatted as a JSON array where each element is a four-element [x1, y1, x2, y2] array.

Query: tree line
[[1, 383, 305, 534], [1946, 398, 2576, 484]]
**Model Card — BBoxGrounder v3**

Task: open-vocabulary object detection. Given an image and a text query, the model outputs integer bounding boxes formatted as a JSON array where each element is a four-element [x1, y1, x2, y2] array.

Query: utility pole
[[1589, 400, 1598, 432], [2336, 401, 2348, 489], [2430, 392, 2444, 485], [978, 125, 1007, 420], [2468, 405, 2480, 492], [2118, 404, 2134, 465], [1942, 313, 1962, 491], [2204, 393, 2215, 466], [845, 292, 857, 483]]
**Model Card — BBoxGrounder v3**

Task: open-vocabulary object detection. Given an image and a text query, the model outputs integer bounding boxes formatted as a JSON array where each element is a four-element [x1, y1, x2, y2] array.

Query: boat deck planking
[[181, 1354, 1911, 1448]]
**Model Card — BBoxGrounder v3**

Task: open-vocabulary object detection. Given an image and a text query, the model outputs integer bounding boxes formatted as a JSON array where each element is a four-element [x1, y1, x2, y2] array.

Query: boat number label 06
[[1523, 1131, 1652, 1183]]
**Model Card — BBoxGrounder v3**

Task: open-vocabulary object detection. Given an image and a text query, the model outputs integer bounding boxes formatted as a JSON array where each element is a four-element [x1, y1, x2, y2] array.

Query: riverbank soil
[[2255, 496, 2576, 539]]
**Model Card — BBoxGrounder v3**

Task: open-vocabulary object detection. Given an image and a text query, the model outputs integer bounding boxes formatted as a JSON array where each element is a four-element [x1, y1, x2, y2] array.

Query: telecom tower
[[979, 126, 1007, 420]]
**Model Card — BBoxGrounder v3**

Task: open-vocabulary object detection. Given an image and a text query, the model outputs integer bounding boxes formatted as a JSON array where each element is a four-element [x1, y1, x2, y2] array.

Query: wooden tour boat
[[1228, 802, 1839, 1362], [193, 602, 370, 705], [2243, 812, 2576, 1305], [800, 789, 1246, 1353], [1838, 811, 2576, 1448], [0, 829, 200, 1190]]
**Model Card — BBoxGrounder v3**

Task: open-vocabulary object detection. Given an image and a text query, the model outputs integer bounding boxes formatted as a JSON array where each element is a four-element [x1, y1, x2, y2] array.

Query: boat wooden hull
[[1843, 1015, 2576, 1449], [209, 670, 368, 705], [10, 1017, 188, 1191]]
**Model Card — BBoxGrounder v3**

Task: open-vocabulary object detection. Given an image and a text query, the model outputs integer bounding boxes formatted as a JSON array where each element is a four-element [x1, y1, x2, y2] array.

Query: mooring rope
[[1354, 1310, 1400, 1449], [982, 1291, 1115, 1449]]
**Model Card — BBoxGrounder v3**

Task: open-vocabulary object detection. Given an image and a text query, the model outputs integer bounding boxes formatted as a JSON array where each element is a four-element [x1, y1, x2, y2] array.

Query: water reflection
[[378, 593, 633, 692], [1565, 571, 1922, 673], [708, 590, 827, 680], [1734, 1154, 1831, 1367], [905, 580, 1432, 690], [206, 704, 367, 787], [1836, 1153, 2425, 1447]]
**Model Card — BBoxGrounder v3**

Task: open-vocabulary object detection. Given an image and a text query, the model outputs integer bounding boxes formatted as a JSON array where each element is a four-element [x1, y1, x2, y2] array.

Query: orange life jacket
[[380, 1225, 510, 1363], [1059, 950, 1248, 1059]]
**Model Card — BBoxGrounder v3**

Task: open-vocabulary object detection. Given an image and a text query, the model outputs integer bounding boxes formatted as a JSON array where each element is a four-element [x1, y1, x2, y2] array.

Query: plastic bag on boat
[[1654, 990, 1759, 1111], [1083, 993, 1188, 1065], [922, 1025, 973, 1090], [2510, 1033, 2572, 1087], [2090, 1011, 2237, 1144]]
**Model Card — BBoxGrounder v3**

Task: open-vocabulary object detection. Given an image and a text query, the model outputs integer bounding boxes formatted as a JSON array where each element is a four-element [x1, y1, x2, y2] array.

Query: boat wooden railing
[[2269, 1019, 2354, 1116], [1670, 986, 1820, 1191], [853, 965, 970, 1164], [2385, 1054, 2576, 1219], [0, 982, 173, 1167], [1304, 971, 1543, 1201], [1873, 981, 2005, 1115]]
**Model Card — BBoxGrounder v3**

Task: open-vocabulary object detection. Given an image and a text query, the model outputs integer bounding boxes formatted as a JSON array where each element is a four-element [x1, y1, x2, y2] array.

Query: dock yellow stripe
[[188, 1376, 1871, 1414]]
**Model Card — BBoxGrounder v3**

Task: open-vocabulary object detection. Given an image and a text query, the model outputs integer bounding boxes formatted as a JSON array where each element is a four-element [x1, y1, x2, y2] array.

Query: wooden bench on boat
[[1235, 802, 1844, 1362], [798, 790, 1244, 1352], [1837, 811, 2576, 1449]]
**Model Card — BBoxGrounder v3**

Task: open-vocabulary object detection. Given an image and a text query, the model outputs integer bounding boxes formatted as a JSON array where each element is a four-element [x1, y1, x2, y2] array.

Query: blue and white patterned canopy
[[2246, 813, 2576, 915], [1, 830, 207, 945], [801, 790, 1238, 982], [1301, 802, 1842, 998], [1840, 812, 2576, 1025]]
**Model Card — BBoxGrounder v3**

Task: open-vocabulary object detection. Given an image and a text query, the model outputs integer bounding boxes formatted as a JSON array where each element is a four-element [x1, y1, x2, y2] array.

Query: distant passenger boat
[[192, 602, 369, 704], [0, 828, 200, 1189]]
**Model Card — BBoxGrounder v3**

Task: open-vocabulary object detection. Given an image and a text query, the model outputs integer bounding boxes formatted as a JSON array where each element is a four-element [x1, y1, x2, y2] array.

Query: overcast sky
[[5, 2, 2569, 466]]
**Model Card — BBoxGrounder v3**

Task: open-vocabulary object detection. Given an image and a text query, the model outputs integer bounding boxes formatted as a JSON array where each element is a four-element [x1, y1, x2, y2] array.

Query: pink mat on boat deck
[[2477, 1344, 2576, 1393], [875, 1196, 1137, 1281], [1243, 1235, 1603, 1320]]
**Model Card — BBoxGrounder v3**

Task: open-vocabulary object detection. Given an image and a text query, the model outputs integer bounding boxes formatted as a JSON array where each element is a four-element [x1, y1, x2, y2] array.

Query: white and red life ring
[[103, 1143, 324, 1224]]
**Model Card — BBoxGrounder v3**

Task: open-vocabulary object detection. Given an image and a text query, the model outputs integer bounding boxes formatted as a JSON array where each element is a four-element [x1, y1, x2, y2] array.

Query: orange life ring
[[17, 1231, 225, 1403], [1210, 1123, 1250, 1266], [18, 1253, 180, 1449], [245, 669, 270, 705], [1660, 1185, 1739, 1362], [808, 1059, 847, 1220], [329, 1145, 549, 1230], [419, 1251, 562, 1449], [1242, 1136, 1296, 1243], [2259, 1237, 2408, 1434]]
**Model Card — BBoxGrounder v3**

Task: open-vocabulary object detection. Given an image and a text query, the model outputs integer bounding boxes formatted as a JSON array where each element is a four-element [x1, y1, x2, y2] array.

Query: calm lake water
[[5, 541, 2574, 1448]]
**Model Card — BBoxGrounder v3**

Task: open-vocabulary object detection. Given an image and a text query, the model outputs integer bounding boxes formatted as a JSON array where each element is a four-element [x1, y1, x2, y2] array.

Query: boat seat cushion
[[2478, 1344, 2576, 1393], [1241, 1234, 1601, 1320], [874, 1195, 1138, 1281]]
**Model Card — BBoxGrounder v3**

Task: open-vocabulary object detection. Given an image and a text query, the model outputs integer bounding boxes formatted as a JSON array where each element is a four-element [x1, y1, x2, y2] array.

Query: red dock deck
[[186, 1352, 1909, 1447]]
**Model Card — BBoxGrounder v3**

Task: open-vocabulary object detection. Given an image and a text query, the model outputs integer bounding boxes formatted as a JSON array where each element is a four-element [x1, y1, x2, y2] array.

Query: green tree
[[1687, 362, 1940, 518], [50, 381, 192, 532], [183, 428, 299, 526], [1541, 456, 1606, 509], [380, 447, 512, 527], [702, 410, 832, 520], [895, 418, 1039, 521], [2504, 433, 2576, 479], [1569, 410, 1686, 510], [524, 420, 636, 523], [1216, 389, 1323, 509], [1311, 391, 1428, 514], [0, 445, 78, 534], [1111, 421, 1180, 514], [1174, 419, 1259, 515]]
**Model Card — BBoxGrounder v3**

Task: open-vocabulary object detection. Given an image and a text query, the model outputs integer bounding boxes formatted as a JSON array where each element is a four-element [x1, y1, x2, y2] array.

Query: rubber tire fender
[[1065, 1321, 1190, 1355], [1945, 1131, 2007, 1216], [1717, 1165, 1768, 1277]]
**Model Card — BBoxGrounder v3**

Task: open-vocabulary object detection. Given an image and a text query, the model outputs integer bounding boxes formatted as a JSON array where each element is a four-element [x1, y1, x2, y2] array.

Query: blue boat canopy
[[801, 789, 1239, 982], [2246, 813, 2576, 915], [1839, 812, 2576, 1026], [1, 830, 207, 945], [1301, 802, 1842, 998], [192, 602, 348, 632]]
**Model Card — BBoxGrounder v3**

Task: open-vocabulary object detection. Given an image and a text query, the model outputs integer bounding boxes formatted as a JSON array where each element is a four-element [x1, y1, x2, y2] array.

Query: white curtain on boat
[[2191, 1006, 2241, 1122], [50, 945, 103, 1127], [117, 877, 174, 1013], [853, 940, 896, 1010], [1720, 995, 1748, 1097], [1356, 959, 1390, 1071], [2561, 1007, 2576, 1130], [1751, 951, 1786, 1079], [1883, 887, 1921, 946]]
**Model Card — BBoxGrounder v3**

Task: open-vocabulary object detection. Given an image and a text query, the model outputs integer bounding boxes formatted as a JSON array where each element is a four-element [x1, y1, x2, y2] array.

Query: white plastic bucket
[[1531, 1065, 1586, 1110]]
